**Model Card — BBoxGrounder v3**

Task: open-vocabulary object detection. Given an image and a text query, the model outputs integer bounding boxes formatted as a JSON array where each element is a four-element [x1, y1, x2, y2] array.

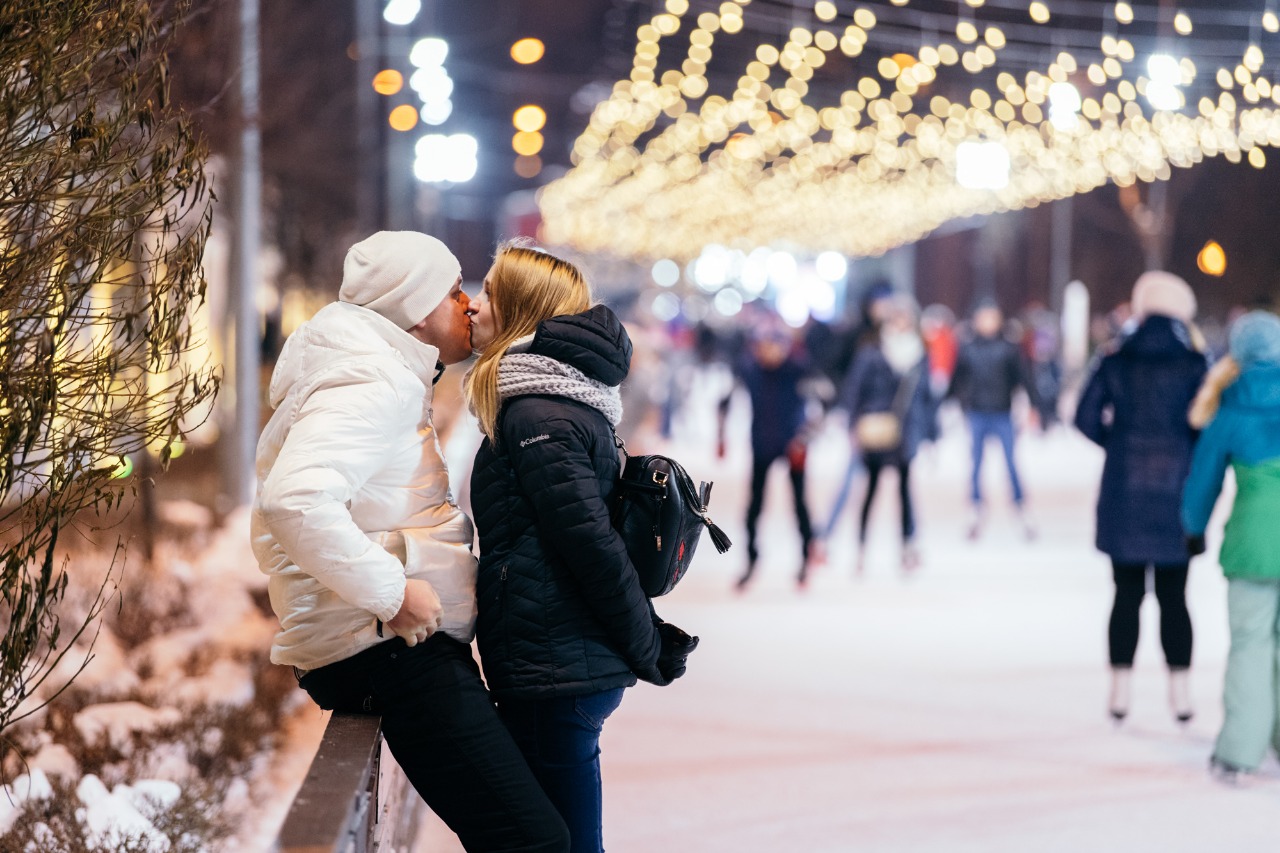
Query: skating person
[[1182, 310, 1280, 783], [252, 232, 570, 852], [465, 241, 696, 851], [838, 294, 935, 573], [718, 321, 818, 589], [1074, 271, 1207, 724], [947, 299, 1037, 539]]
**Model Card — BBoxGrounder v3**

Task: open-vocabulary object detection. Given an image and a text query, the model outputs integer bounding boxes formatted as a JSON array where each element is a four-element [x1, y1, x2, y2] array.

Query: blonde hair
[[464, 240, 592, 439]]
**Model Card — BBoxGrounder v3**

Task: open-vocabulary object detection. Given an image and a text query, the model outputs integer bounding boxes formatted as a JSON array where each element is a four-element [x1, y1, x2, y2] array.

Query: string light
[[539, 1, 1280, 262]]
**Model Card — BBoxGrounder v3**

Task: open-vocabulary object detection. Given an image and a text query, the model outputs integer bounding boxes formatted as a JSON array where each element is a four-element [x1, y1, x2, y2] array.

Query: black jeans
[[859, 455, 914, 544], [1109, 561, 1192, 669], [298, 635, 570, 853], [744, 452, 813, 567], [497, 689, 626, 853]]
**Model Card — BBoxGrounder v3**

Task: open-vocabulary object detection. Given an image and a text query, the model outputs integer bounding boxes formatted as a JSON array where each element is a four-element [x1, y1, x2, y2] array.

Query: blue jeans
[[966, 411, 1023, 506], [298, 635, 569, 853], [496, 689, 626, 853]]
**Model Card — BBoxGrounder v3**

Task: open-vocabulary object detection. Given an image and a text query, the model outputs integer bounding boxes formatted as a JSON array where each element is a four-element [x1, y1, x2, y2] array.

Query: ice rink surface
[[419, 399, 1280, 852]]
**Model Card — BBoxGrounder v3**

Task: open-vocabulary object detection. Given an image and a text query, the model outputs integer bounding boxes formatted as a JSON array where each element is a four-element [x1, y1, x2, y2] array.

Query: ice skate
[[1016, 507, 1037, 541], [901, 542, 920, 572], [965, 506, 984, 541], [1168, 669, 1193, 724], [1108, 667, 1132, 723], [1209, 756, 1245, 786]]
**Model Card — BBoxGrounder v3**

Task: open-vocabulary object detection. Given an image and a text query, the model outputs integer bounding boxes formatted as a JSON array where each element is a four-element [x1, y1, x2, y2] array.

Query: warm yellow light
[[372, 69, 403, 95], [1197, 240, 1227, 276], [511, 38, 546, 65], [515, 154, 543, 179], [1174, 13, 1192, 36], [388, 104, 418, 131], [513, 131, 545, 156], [513, 105, 547, 132], [1266, 11, 1280, 33], [537, 0, 1280, 264]]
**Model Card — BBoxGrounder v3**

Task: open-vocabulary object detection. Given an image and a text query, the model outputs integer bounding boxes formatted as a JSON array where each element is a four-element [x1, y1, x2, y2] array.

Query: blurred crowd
[[611, 276, 1280, 784]]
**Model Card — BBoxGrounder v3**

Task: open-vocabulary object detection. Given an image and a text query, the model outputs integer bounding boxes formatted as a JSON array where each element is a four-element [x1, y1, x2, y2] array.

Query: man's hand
[[384, 578, 443, 647]]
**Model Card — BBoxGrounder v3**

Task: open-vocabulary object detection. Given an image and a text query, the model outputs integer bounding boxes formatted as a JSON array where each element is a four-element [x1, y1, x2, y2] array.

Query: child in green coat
[[1182, 310, 1280, 781]]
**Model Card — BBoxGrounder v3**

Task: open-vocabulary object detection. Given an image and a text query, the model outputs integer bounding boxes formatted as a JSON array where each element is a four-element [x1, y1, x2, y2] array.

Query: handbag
[[853, 364, 922, 453], [611, 437, 731, 597], [853, 411, 902, 452]]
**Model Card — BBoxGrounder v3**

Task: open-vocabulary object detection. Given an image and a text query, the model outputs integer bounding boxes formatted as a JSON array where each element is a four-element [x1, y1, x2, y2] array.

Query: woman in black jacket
[[465, 241, 694, 853], [1074, 271, 1208, 724], [839, 294, 935, 573]]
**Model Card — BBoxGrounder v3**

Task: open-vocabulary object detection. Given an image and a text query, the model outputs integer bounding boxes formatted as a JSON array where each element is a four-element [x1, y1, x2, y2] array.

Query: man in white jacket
[[252, 231, 569, 852]]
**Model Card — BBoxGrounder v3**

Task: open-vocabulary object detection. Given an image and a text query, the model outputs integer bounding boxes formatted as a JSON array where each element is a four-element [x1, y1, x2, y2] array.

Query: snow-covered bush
[[0, 510, 291, 852]]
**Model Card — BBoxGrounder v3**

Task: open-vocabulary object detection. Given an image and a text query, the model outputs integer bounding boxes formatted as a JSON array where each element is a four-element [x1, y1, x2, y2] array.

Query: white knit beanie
[[339, 231, 461, 330], [1131, 270, 1196, 324]]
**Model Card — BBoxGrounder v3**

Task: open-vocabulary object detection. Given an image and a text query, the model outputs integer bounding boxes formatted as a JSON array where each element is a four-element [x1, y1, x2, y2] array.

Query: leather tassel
[[704, 518, 732, 553]]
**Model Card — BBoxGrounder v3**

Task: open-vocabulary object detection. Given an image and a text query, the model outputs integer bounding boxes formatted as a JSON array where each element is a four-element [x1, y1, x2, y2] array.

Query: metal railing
[[275, 712, 426, 853]]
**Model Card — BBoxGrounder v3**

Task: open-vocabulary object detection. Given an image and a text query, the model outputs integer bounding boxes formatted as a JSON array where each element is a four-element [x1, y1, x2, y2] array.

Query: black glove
[[1185, 534, 1206, 557], [655, 621, 699, 684]]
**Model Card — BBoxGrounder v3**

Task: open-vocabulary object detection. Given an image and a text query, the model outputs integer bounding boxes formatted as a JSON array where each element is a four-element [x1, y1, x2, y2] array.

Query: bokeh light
[[1197, 240, 1227, 276], [512, 131, 545, 156], [511, 38, 546, 65], [389, 104, 419, 131], [513, 105, 547, 133], [514, 154, 543, 179], [372, 69, 403, 96]]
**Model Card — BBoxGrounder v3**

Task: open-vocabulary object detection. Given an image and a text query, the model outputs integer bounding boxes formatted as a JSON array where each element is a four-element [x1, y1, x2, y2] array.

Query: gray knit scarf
[[497, 353, 623, 426]]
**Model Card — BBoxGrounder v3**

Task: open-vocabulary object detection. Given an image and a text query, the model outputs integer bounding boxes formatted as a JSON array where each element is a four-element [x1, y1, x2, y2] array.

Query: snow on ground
[[411, 401, 1278, 852]]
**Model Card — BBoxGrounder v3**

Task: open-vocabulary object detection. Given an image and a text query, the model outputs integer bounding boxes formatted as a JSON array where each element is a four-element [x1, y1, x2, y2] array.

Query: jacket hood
[[1224, 364, 1280, 412], [529, 304, 632, 388], [268, 301, 441, 408], [1119, 314, 1196, 358]]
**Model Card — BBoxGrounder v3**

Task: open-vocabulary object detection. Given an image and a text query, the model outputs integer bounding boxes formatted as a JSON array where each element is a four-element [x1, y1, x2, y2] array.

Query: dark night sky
[[169, 0, 1280, 322]]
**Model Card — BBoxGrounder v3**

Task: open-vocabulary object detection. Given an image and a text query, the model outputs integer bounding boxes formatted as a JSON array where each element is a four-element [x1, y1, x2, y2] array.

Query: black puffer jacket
[[470, 305, 662, 700], [948, 334, 1033, 414]]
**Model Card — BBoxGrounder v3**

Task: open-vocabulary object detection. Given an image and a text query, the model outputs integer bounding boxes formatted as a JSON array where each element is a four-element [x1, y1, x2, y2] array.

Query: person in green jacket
[[1182, 309, 1280, 782]]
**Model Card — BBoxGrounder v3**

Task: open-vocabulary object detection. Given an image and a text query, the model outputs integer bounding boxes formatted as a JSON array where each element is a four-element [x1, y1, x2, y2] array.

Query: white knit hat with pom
[[339, 231, 461, 330], [1131, 270, 1196, 324]]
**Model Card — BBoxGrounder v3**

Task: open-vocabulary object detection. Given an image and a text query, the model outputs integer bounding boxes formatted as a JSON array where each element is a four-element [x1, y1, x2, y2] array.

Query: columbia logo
[[520, 434, 550, 447]]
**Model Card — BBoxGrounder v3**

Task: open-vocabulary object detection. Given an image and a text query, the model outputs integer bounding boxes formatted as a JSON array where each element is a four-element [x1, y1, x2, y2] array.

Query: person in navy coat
[[1074, 271, 1208, 724]]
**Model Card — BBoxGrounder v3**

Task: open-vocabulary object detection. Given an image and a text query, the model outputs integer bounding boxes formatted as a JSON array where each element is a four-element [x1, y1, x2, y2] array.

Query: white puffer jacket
[[251, 301, 477, 671]]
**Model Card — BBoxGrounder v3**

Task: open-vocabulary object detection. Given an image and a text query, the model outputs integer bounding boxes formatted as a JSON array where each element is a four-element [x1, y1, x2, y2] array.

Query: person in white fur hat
[[1074, 270, 1208, 727], [252, 231, 570, 852]]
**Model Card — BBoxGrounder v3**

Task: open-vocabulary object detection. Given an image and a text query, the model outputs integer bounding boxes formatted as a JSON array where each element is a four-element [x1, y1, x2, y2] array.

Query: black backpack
[[611, 438, 731, 597]]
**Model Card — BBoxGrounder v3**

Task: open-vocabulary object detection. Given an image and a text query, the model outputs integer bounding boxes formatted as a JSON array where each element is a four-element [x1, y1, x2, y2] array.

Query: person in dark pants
[[948, 300, 1037, 539], [252, 232, 569, 852], [1074, 271, 1208, 724], [839, 294, 936, 573], [718, 323, 817, 589], [466, 241, 695, 853]]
